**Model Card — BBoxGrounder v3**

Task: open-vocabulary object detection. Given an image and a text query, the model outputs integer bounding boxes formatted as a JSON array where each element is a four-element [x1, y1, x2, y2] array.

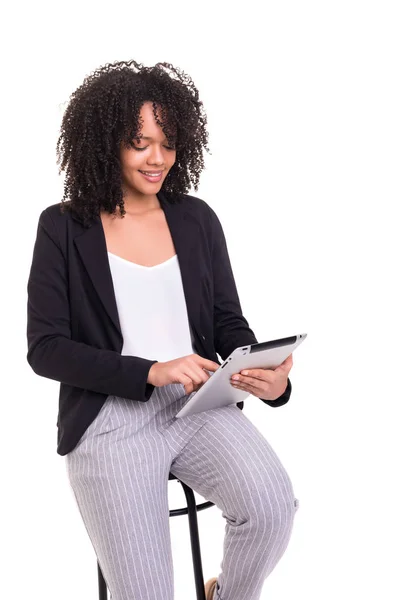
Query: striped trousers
[[65, 382, 299, 600]]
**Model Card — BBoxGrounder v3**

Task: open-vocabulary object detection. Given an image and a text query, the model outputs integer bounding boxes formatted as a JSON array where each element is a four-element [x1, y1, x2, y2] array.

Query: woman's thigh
[[169, 403, 299, 520]]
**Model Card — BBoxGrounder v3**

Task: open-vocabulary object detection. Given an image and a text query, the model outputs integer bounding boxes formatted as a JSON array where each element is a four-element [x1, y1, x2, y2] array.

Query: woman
[[26, 59, 299, 600]]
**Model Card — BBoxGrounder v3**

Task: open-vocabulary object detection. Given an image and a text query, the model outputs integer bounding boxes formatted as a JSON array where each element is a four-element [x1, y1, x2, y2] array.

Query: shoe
[[205, 577, 218, 600]]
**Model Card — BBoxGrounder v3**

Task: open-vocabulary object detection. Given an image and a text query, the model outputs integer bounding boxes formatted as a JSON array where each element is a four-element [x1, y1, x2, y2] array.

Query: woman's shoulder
[[179, 193, 220, 227], [40, 201, 74, 222], [39, 201, 92, 231]]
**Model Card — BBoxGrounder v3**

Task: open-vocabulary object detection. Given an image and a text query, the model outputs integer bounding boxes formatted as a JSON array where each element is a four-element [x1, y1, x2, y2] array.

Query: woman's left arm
[[206, 203, 292, 408]]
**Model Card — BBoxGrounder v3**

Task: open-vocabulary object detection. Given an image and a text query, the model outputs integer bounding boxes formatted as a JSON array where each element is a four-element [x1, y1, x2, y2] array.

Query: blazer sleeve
[[26, 209, 157, 401], [207, 204, 291, 408]]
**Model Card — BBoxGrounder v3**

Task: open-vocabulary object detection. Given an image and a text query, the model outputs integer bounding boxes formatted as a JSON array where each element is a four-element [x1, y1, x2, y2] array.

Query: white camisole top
[[107, 252, 196, 363]]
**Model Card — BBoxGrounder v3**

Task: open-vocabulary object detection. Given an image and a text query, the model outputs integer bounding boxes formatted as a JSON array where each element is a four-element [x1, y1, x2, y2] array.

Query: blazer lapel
[[72, 191, 203, 341], [161, 194, 202, 336], [74, 216, 122, 335]]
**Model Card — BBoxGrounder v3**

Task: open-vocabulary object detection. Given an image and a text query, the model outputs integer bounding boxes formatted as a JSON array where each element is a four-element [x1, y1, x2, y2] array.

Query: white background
[[2, 1, 399, 599]]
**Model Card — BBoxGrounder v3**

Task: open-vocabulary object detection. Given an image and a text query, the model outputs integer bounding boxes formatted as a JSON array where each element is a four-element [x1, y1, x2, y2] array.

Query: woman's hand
[[148, 354, 220, 395], [230, 354, 293, 401]]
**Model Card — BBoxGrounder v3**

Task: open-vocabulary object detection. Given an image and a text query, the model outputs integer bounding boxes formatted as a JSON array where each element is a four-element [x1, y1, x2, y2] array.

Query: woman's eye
[[132, 145, 175, 151]]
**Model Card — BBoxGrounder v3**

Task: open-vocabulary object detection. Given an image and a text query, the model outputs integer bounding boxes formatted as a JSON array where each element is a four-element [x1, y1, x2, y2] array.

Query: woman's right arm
[[26, 209, 157, 401]]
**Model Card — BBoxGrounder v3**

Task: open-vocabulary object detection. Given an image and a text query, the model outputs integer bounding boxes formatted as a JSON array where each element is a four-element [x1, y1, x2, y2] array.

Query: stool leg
[[97, 561, 108, 600], [179, 481, 207, 600]]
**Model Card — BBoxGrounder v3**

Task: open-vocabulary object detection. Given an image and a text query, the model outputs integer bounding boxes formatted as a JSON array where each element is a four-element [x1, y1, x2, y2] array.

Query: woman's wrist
[[147, 361, 159, 386]]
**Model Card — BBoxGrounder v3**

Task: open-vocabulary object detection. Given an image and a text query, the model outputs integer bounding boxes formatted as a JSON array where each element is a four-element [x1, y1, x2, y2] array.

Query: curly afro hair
[[56, 59, 211, 227]]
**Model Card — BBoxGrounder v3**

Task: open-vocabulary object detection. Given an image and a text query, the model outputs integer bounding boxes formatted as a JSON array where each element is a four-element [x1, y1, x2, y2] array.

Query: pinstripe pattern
[[65, 383, 299, 600]]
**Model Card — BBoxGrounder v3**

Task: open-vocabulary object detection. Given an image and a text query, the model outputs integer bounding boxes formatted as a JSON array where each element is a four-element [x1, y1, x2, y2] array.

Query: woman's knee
[[246, 485, 299, 536]]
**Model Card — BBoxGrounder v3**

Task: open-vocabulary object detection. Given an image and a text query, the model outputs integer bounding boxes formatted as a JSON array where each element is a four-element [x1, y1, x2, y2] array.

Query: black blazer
[[26, 191, 291, 455]]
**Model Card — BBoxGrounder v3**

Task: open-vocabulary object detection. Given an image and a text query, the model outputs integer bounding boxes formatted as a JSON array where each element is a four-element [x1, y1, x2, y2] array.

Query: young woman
[[27, 59, 299, 600]]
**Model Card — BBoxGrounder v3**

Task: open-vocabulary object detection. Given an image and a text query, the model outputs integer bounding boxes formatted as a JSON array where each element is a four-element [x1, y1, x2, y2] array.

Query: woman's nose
[[147, 145, 164, 165]]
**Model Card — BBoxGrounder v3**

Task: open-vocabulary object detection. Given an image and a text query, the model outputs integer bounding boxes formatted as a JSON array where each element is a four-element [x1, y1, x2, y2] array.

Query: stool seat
[[97, 471, 215, 600]]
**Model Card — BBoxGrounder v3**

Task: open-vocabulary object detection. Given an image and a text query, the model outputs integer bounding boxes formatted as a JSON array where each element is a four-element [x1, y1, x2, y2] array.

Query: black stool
[[97, 472, 215, 600]]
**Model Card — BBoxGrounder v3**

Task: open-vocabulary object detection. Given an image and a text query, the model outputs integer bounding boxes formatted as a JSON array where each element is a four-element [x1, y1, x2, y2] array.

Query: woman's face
[[120, 102, 177, 199]]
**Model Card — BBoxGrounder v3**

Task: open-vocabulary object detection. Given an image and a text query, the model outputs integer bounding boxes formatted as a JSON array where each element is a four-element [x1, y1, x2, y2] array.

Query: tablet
[[175, 333, 307, 418]]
